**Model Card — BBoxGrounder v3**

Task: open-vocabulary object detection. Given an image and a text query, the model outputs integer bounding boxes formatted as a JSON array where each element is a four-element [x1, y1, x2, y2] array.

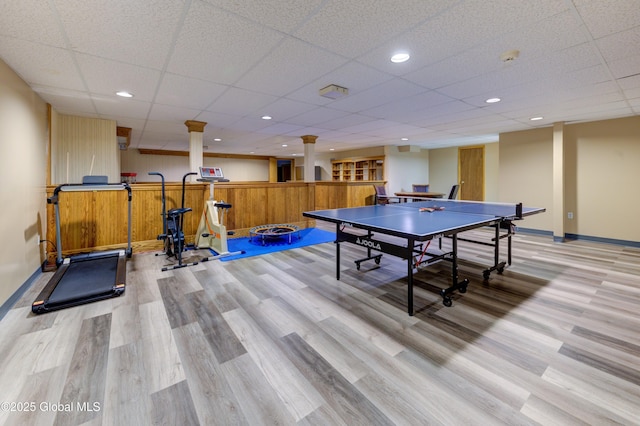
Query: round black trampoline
[[249, 224, 300, 245]]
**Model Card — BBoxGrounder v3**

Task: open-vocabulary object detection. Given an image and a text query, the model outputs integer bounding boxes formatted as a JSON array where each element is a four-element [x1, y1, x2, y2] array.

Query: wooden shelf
[[332, 157, 384, 181]]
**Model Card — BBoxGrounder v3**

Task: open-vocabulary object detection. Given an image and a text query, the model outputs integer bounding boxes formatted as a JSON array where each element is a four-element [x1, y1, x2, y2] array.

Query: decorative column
[[552, 122, 565, 242], [301, 135, 317, 182], [185, 120, 206, 182]]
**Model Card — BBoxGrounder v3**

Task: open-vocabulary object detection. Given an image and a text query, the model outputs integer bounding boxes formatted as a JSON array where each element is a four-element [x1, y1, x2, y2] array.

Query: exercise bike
[[148, 171, 197, 271]]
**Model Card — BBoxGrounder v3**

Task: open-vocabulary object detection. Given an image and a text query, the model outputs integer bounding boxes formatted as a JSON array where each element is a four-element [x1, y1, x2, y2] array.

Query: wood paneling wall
[[45, 181, 381, 259], [45, 182, 324, 258], [314, 181, 382, 210]]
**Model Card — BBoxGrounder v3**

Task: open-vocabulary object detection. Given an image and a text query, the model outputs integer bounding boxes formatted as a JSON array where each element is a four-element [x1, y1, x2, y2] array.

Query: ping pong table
[[303, 199, 545, 315]]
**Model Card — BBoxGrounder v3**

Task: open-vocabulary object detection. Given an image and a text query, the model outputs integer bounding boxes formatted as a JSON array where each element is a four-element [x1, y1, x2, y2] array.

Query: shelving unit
[[331, 157, 384, 181]]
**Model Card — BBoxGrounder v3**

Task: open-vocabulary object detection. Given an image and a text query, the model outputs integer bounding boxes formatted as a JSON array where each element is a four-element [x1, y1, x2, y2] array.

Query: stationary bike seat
[[215, 202, 232, 209]]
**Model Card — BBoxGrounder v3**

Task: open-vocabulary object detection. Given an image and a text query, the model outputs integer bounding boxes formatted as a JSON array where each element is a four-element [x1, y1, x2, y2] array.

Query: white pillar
[[185, 120, 206, 182], [552, 121, 564, 242], [301, 135, 317, 182]]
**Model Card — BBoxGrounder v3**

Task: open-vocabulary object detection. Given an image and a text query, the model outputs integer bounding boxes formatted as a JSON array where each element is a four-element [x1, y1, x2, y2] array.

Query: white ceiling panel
[[0, 0, 66, 47], [55, 0, 186, 69], [167, 1, 285, 84], [93, 97, 151, 121], [155, 73, 227, 110], [285, 107, 349, 127], [77, 55, 162, 102], [573, 0, 640, 38], [1, 0, 638, 156], [206, 87, 278, 116], [204, 0, 324, 33], [0, 37, 85, 91], [293, 0, 458, 58], [234, 37, 349, 96]]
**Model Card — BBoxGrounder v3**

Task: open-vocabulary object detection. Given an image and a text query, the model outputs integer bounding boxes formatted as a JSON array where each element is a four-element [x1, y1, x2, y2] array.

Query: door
[[458, 146, 484, 201]]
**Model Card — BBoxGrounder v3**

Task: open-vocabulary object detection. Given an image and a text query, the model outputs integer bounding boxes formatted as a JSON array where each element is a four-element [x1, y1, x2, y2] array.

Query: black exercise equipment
[[148, 171, 198, 271], [32, 178, 132, 314]]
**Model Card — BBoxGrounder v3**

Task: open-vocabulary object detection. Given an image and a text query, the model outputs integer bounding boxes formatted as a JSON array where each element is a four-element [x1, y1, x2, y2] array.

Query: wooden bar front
[[45, 180, 381, 259]]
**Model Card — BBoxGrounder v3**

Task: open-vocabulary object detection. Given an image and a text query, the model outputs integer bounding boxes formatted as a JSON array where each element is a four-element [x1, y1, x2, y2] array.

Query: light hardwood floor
[[1, 227, 639, 425]]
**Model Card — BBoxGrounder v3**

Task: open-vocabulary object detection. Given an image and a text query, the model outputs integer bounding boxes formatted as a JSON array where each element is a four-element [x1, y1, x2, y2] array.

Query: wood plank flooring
[[1, 227, 639, 425]]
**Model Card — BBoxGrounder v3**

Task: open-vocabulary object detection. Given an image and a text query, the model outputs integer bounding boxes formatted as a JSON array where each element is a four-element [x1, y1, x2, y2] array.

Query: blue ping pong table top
[[304, 200, 544, 240]]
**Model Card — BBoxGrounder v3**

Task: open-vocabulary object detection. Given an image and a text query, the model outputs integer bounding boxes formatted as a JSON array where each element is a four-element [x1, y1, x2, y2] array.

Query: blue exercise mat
[[219, 228, 335, 261]]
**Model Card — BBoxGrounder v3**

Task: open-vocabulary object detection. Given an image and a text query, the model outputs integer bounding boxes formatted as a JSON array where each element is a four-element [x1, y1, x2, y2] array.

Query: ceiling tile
[[0, 0, 66, 47], [0, 37, 85, 91], [154, 73, 227, 110], [234, 37, 349, 95], [573, 0, 640, 38], [55, 0, 186, 69], [167, 1, 284, 84], [77, 54, 162, 102]]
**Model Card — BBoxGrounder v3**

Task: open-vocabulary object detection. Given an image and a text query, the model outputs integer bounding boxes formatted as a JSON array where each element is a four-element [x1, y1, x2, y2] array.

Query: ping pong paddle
[[419, 206, 445, 212]]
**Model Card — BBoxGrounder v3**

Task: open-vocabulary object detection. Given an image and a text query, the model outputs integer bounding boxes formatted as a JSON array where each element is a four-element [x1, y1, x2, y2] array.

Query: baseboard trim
[[515, 227, 639, 248], [564, 233, 640, 248], [0, 267, 41, 321]]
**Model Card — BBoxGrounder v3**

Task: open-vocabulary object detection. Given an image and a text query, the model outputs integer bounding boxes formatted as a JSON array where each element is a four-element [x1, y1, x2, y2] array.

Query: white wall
[[384, 146, 430, 194], [428, 144, 500, 200], [121, 149, 270, 182], [0, 59, 48, 306], [428, 147, 458, 194]]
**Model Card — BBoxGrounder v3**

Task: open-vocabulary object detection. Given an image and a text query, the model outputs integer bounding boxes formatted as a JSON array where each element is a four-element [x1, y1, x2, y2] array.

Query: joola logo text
[[356, 238, 381, 250]]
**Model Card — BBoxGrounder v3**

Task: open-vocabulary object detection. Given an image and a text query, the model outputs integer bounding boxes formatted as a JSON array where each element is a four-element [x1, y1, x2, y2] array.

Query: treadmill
[[32, 177, 132, 314]]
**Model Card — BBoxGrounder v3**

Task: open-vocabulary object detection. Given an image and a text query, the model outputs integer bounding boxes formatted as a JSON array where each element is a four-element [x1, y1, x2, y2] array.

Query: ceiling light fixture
[[530, 116, 543, 121], [485, 97, 501, 104], [282, 144, 288, 147], [319, 84, 349, 99], [116, 91, 133, 98], [391, 52, 410, 63], [262, 115, 272, 120], [401, 137, 409, 141], [213, 138, 222, 141]]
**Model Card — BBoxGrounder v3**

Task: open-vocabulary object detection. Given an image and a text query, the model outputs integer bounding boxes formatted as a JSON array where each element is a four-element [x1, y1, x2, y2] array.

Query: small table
[[394, 191, 445, 202]]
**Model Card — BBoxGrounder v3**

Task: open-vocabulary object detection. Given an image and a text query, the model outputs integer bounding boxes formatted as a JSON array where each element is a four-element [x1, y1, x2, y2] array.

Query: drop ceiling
[[1, 0, 639, 157]]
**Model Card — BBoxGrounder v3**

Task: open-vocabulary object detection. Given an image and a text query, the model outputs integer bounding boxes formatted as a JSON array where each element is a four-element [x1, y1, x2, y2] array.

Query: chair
[[412, 184, 429, 192], [448, 184, 460, 200], [374, 185, 399, 205]]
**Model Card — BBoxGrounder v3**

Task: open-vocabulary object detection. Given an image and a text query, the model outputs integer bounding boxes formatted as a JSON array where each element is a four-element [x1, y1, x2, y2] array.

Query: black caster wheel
[[442, 297, 452, 307], [459, 285, 467, 293], [375, 256, 381, 265], [497, 267, 505, 274], [483, 272, 490, 281], [355, 262, 361, 271]]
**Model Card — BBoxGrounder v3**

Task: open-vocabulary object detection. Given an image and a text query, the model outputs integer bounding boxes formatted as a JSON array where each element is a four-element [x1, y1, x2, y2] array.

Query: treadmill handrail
[[52, 182, 131, 197]]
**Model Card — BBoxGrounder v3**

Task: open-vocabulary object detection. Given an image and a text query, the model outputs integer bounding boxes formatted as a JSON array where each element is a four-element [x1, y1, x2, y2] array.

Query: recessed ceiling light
[[391, 52, 410, 63], [485, 97, 501, 103], [401, 137, 409, 141], [282, 144, 288, 147], [530, 116, 543, 121], [116, 91, 133, 98], [213, 138, 222, 141], [329, 148, 335, 151], [262, 115, 272, 120]]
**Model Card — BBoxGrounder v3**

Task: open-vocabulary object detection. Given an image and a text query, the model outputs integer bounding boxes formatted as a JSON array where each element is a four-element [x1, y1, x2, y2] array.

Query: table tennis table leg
[[408, 242, 414, 316], [440, 234, 469, 307], [481, 222, 508, 280], [335, 224, 341, 281]]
